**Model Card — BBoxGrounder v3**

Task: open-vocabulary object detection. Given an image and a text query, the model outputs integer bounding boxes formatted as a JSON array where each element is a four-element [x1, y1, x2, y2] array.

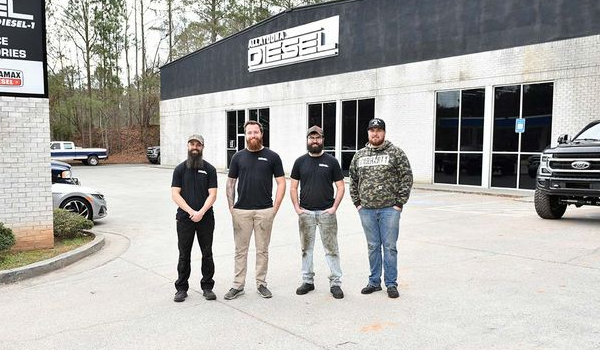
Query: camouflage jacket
[[349, 140, 413, 209]]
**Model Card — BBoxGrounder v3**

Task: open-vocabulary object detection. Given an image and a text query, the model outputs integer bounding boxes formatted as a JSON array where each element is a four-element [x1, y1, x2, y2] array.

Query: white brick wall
[[0, 96, 53, 250], [161, 34, 600, 185]]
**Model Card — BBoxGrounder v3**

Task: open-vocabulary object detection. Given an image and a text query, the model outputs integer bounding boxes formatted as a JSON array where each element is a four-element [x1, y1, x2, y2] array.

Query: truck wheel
[[157, 155, 160, 164], [534, 190, 567, 219], [87, 155, 99, 166], [60, 196, 93, 220]]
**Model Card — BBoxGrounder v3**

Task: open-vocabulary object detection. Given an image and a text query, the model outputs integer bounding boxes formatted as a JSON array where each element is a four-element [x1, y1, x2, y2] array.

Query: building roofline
[[160, 0, 360, 70]]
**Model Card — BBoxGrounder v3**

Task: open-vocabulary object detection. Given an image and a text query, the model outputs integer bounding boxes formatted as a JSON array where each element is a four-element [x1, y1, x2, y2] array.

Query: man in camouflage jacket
[[349, 118, 413, 299]]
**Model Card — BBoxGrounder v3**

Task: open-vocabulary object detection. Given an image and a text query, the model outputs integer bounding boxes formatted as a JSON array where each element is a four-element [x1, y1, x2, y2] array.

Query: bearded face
[[245, 124, 263, 151], [306, 134, 324, 154], [186, 141, 204, 169], [368, 128, 386, 146]]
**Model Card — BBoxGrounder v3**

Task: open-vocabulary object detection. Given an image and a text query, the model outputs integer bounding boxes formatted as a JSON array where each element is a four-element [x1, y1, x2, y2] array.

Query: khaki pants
[[231, 208, 275, 289]]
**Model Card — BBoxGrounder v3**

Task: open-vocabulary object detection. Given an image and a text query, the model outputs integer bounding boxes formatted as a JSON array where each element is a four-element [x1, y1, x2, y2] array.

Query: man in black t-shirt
[[171, 134, 218, 302], [224, 120, 286, 300], [290, 125, 345, 299]]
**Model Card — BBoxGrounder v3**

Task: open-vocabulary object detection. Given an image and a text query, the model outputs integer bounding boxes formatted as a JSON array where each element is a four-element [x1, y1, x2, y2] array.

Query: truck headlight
[[539, 154, 552, 175]]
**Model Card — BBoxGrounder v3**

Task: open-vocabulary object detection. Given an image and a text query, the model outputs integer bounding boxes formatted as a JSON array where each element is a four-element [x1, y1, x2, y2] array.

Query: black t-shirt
[[290, 153, 344, 211], [171, 160, 218, 221], [228, 148, 285, 210]]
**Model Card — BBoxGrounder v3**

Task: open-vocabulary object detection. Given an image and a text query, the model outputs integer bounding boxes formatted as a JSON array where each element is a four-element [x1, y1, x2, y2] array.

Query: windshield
[[574, 122, 600, 141]]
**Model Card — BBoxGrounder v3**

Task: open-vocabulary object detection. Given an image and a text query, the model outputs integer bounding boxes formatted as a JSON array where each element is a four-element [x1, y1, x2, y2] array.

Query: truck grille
[[548, 158, 600, 172], [552, 172, 600, 179]]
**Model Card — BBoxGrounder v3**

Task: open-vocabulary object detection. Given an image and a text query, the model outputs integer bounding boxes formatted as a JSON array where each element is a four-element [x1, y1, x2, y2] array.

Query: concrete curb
[[0, 232, 105, 284]]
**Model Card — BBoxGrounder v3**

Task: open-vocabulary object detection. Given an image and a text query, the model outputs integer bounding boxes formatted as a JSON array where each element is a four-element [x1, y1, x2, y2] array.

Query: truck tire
[[87, 155, 99, 166], [534, 189, 567, 219]]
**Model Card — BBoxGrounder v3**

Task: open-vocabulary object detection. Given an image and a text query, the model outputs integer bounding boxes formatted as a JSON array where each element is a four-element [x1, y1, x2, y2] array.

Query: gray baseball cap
[[187, 134, 204, 144]]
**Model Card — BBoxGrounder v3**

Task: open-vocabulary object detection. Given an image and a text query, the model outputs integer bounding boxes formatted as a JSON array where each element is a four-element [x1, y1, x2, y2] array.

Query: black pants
[[175, 213, 215, 292]]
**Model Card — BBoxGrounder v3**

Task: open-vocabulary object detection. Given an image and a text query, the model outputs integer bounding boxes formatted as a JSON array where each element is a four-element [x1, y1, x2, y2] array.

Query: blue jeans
[[358, 207, 401, 287], [298, 210, 342, 286]]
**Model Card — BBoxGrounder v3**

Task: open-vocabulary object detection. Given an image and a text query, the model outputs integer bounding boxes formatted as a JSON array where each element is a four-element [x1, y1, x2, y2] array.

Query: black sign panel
[[0, 0, 47, 97]]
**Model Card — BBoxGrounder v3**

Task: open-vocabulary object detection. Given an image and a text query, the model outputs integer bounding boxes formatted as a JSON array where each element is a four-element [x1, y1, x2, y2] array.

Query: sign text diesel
[[247, 16, 339, 72]]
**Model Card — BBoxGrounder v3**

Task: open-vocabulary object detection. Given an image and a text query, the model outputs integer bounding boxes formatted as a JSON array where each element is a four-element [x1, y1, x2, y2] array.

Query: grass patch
[[0, 235, 94, 271]]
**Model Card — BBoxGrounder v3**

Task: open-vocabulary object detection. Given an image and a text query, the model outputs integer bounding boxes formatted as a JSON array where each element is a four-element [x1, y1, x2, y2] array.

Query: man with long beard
[[224, 120, 286, 300], [290, 126, 345, 299], [349, 118, 413, 299], [171, 134, 218, 302]]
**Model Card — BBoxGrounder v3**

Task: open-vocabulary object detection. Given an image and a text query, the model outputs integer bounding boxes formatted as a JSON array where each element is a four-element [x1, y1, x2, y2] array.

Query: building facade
[[0, 97, 53, 250], [0, 0, 52, 250], [160, 0, 600, 190]]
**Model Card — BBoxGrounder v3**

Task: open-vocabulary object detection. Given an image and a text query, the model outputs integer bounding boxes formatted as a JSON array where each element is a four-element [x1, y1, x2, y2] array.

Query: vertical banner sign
[[0, 0, 47, 97], [248, 16, 339, 72]]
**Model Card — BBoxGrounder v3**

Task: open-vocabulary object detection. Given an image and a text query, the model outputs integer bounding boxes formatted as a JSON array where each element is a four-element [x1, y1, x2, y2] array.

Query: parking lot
[[1, 164, 599, 350]]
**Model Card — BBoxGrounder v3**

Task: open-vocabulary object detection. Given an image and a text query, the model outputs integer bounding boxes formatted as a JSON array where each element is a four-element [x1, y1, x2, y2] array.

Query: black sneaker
[[224, 288, 244, 300], [203, 289, 217, 300], [257, 285, 273, 298], [330, 286, 344, 299], [173, 290, 187, 302], [387, 286, 399, 298], [360, 284, 382, 294], [296, 283, 315, 295]]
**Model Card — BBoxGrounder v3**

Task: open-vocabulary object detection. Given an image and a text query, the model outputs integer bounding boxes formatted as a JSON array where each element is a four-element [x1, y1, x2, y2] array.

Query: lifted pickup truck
[[535, 120, 600, 219], [50, 141, 108, 166]]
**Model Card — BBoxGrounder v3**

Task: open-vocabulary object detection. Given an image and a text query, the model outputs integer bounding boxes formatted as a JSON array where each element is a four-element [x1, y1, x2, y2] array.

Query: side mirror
[[557, 134, 569, 144]]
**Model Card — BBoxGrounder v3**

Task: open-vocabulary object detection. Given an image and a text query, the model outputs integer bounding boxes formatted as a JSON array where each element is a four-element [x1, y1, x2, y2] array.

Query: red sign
[[0, 69, 23, 87]]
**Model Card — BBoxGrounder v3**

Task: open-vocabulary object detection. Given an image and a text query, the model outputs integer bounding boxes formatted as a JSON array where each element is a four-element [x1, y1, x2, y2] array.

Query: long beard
[[246, 137, 263, 151], [186, 149, 204, 169], [307, 143, 323, 154]]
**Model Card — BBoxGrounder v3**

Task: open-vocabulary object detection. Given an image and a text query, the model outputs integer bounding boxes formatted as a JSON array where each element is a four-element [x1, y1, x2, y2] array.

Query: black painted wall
[[160, 0, 600, 101]]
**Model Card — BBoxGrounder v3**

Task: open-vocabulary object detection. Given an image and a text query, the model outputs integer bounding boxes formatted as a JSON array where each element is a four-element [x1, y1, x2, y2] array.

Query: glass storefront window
[[491, 82, 553, 189], [434, 88, 485, 186]]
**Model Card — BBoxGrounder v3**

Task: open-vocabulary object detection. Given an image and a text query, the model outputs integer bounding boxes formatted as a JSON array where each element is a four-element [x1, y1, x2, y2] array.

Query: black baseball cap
[[368, 118, 385, 130]]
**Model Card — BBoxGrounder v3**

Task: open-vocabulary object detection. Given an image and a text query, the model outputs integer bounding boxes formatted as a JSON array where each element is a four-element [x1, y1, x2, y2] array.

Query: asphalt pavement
[[0, 164, 599, 350]]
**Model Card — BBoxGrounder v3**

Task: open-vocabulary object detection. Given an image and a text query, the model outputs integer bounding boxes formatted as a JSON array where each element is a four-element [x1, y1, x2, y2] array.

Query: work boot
[[387, 286, 399, 299], [295, 283, 315, 295], [203, 289, 217, 300], [173, 290, 187, 302], [330, 285, 344, 299], [360, 284, 382, 294]]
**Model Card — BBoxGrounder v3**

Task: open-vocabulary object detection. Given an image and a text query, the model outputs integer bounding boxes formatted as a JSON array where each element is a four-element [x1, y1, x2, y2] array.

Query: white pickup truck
[[50, 141, 109, 166]]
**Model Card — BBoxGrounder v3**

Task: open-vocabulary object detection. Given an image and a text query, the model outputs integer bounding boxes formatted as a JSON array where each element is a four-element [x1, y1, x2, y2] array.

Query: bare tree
[[62, 0, 98, 147]]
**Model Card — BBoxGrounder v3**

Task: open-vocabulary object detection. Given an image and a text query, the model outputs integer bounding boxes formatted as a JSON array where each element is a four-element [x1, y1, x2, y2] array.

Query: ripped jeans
[[298, 210, 342, 286]]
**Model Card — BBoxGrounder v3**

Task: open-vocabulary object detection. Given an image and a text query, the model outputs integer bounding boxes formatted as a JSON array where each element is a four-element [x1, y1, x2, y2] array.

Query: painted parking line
[[427, 200, 536, 217]]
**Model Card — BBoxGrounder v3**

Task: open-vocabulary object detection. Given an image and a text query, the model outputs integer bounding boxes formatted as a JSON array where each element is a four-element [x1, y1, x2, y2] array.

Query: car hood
[[543, 142, 600, 155], [51, 183, 102, 195]]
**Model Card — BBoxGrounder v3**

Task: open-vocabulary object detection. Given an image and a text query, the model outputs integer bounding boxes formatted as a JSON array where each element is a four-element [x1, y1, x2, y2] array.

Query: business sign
[[247, 16, 339, 72], [515, 118, 526, 133], [0, 0, 47, 97]]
